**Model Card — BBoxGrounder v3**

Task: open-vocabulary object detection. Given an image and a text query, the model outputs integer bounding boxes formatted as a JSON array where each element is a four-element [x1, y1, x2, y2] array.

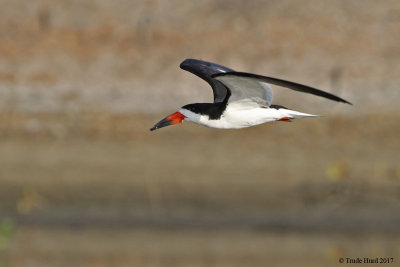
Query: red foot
[[278, 117, 292, 122]]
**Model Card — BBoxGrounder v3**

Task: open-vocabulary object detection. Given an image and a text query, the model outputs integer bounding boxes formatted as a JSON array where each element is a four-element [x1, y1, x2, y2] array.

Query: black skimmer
[[150, 59, 351, 131]]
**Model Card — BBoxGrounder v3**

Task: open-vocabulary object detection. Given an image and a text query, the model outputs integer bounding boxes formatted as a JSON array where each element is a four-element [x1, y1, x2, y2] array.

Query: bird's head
[[150, 111, 186, 131]]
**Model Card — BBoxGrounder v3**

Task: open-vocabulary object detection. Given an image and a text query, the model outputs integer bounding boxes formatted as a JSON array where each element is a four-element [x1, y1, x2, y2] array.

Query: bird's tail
[[279, 108, 321, 121]]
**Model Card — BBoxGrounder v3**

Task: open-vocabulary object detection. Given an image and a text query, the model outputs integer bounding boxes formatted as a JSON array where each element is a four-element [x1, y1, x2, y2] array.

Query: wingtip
[[341, 99, 353, 105]]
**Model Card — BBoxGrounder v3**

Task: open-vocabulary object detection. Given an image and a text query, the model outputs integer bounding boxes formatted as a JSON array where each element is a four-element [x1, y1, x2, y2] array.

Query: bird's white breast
[[179, 106, 285, 129]]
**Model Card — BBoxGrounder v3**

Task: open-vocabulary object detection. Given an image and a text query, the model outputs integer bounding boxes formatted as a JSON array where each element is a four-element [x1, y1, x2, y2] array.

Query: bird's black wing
[[180, 59, 233, 103], [213, 72, 352, 105]]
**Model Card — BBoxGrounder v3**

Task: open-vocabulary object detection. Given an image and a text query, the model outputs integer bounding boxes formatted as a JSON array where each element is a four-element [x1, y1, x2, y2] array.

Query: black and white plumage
[[150, 59, 351, 131]]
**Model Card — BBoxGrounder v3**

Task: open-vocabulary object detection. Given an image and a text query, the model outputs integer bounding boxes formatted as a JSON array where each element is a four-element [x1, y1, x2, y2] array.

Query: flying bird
[[150, 59, 351, 131]]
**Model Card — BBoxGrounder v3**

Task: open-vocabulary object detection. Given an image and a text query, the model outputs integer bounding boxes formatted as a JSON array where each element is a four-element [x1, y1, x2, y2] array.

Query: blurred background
[[0, 0, 399, 266]]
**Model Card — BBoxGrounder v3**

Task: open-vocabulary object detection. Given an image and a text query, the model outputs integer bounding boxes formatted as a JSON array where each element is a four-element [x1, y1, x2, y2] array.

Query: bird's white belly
[[200, 107, 283, 129]]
